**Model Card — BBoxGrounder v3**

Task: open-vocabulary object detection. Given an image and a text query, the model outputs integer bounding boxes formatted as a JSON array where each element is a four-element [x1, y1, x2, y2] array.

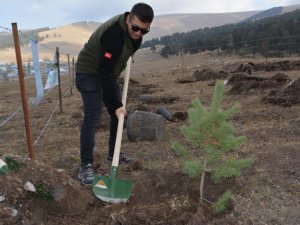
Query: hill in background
[[242, 4, 300, 21], [144, 11, 259, 41], [1, 4, 300, 63]]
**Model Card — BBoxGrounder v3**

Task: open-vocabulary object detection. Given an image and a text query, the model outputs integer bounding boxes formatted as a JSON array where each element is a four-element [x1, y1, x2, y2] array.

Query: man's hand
[[115, 106, 126, 119]]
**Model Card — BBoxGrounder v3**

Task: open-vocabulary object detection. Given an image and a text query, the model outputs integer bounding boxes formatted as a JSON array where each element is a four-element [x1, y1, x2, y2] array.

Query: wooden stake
[[180, 49, 184, 78], [72, 57, 75, 86], [12, 23, 35, 160], [56, 47, 63, 113], [67, 54, 72, 95]]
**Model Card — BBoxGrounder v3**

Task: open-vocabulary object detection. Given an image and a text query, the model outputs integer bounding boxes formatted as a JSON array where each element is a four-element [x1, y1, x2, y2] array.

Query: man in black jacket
[[75, 3, 154, 185]]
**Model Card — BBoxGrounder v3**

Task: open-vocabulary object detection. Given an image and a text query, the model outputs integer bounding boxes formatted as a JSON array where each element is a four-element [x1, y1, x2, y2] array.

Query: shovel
[[93, 57, 132, 203]]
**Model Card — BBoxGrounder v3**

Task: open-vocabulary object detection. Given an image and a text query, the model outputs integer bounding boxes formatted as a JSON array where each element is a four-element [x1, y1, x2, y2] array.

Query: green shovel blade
[[93, 174, 132, 203], [0, 159, 8, 175]]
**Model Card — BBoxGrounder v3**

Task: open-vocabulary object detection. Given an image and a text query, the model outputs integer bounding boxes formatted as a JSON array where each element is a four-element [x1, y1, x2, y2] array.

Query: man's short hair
[[130, 3, 154, 23]]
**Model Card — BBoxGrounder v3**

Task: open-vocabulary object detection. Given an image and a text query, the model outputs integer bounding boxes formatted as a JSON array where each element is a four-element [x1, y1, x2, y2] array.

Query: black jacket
[[76, 12, 142, 114]]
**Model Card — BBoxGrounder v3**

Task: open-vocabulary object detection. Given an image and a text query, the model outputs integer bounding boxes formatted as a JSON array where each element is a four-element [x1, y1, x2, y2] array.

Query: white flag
[[44, 69, 58, 90]]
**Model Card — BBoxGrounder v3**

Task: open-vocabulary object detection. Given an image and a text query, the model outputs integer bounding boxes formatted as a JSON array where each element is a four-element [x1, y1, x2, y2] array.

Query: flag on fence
[[44, 69, 58, 90], [30, 40, 44, 104], [44, 53, 58, 90]]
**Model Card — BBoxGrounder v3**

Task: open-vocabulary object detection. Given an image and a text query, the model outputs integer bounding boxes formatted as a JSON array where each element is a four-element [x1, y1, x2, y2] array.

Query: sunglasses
[[130, 21, 150, 35]]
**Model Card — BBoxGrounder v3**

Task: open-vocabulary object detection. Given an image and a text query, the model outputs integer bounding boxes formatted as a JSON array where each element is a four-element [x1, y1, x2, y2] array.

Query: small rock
[[10, 208, 18, 217], [3, 207, 18, 217], [56, 169, 65, 173], [0, 195, 5, 202], [135, 212, 148, 222], [24, 181, 36, 192]]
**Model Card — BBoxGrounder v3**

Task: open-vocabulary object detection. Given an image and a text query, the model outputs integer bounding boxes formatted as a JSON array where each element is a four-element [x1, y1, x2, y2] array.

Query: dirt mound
[[175, 77, 194, 84], [173, 111, 188, 121], [0, 155, 238, 225], [230, 60, 300, 74], [263, 60, 300, 71], [0, 156, 92, 225], [227, 72, 290, 95], [231, 62, 255, 74], [139, 95, 180, 104], [262, 78, 300, 106], [192, 68, 229, 81]]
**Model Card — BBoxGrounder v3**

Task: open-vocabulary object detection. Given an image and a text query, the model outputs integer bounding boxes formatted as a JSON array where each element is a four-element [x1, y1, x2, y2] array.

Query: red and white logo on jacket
[[104, 52, 112, 59]]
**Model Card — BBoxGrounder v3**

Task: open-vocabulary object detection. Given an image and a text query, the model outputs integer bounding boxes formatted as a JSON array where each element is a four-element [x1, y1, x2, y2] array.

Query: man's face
[[126, 15, 151, 40]]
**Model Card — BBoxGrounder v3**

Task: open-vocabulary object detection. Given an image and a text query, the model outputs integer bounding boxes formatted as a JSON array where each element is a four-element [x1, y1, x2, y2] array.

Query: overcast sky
[[1, 0, 300, 30]]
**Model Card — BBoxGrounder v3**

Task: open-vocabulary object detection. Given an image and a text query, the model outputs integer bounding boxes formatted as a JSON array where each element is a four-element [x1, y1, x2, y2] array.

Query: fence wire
[[0, 24, 76, 159]]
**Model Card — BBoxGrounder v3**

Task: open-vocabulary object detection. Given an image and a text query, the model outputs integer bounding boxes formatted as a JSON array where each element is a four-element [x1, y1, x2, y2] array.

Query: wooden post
[[265, 44, 268, 63], [67, 54, 72, 95], [72, 57, 75, 85], [56, 47, 63, 113], [180, 49, 184, 78], [12, 23, 35, 160]]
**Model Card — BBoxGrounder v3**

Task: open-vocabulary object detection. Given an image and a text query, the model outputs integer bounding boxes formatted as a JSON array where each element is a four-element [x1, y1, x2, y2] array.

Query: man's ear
[[126, 14, 130, 23]]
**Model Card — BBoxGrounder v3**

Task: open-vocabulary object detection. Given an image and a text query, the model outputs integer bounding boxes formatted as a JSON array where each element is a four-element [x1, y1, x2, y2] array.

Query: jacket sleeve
[[98, 23, 124, 115]]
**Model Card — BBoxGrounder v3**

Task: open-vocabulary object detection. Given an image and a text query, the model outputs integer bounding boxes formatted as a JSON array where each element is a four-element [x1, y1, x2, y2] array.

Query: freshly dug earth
[[0, 54, 300, 225]]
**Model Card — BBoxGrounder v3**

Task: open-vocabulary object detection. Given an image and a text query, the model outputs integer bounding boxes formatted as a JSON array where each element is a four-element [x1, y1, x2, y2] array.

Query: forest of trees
[[142, 9, 300, 58]]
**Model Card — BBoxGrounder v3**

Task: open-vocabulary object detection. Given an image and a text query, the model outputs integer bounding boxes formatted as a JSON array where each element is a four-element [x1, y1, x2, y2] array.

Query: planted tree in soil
[[172, 80, 254, 213]]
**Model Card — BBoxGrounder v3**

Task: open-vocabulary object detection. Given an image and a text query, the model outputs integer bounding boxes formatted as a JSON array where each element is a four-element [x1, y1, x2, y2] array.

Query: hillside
[[0, 11, 259, 62], [243, 4, 300, 21], [38, 22, 101, 58], [1, 4, 300, 63], [144, 11, 259, 41], [146, 9, 300, 58]]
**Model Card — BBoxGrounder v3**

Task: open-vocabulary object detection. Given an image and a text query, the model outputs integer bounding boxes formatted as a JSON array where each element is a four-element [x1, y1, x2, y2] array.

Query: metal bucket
[[126, 110, 165, 142]]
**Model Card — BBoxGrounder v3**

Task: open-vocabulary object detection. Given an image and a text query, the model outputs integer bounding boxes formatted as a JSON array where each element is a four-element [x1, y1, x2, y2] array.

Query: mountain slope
[[150, 8, 300, 58], [0, 11, 261, 62], [242, 7, 284, 21], [145, 11, 259, 41], [1, 4, 300, 62], [242, 4, 300, 22]]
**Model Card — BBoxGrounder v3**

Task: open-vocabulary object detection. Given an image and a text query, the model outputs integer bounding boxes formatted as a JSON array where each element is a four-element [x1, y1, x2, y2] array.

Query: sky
[[1, 0, 300, 30]]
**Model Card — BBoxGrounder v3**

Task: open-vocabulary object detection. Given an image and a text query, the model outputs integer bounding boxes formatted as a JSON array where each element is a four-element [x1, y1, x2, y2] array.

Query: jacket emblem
[[104, 52, 112, 59]]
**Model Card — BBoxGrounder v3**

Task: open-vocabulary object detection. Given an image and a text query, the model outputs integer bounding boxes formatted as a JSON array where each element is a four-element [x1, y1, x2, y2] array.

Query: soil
[[0, 54, 300, 225]]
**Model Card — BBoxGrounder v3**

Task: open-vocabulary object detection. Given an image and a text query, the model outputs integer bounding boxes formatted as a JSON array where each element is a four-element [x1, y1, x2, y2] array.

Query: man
[[75, 3, 154, 185]]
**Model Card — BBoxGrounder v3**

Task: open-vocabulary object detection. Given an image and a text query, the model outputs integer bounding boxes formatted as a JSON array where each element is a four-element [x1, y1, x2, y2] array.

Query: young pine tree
[[172, 80, 253, 207]]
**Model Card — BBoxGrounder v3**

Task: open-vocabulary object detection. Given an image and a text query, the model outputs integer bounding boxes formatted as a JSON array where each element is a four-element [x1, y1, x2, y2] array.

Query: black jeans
[[75, 73, 121, 165]]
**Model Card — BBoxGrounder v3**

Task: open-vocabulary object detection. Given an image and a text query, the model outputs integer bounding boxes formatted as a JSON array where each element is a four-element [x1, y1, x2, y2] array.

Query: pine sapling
[[212, 190, 233, 213], [171, 80, 254, 206]]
